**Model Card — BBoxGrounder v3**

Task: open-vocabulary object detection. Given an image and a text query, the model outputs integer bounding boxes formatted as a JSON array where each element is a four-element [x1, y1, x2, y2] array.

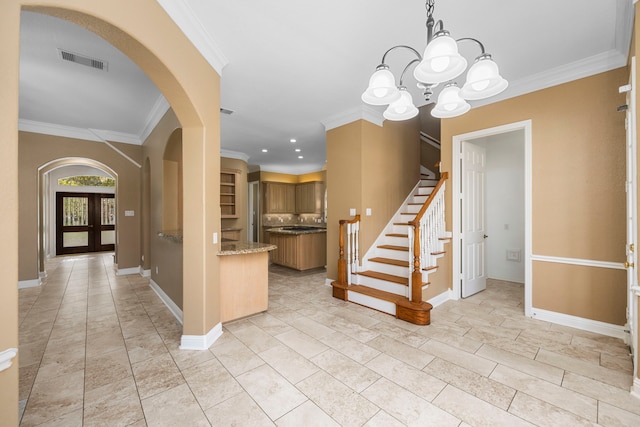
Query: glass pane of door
[[101, 230, 115, 245], [101, 197, 116, 225], [63, 197, 88, 226], [63, 231, 89, 247]]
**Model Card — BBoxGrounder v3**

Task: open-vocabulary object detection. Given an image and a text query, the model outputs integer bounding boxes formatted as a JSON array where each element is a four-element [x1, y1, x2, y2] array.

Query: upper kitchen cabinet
[[295, 181, 324, 213], [264, 182, 295, 213]]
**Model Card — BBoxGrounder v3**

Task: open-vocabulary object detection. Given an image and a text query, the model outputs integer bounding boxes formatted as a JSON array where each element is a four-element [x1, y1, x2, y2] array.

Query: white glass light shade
[[413, 33, 467, 84], [361, 67, 401, 105], [431, 84, 470, 118], [460, 56, 508, 100], [383, 88, 419, 121]]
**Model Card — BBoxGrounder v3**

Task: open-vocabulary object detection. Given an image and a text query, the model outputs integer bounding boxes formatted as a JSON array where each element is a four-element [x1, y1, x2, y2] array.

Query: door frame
[[55, 192, 116, 255], [452, 120, 533, 317]]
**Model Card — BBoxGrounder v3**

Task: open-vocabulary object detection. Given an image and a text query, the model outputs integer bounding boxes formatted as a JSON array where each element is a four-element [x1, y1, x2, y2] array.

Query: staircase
[[331, 172, 450, 325]]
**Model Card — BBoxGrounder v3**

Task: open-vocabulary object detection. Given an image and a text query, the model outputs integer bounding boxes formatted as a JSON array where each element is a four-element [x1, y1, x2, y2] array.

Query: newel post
[[337, 219, 347, 285], [409, 220, 422, 303]]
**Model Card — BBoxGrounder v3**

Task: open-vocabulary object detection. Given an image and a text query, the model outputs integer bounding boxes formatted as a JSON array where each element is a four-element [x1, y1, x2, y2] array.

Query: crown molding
[[19, 119, 141, 145], [139, 94, 170, 143], [220, 149, 250, 162], [156, 0, 229, 75], [258, 164, 326, 175], [322, 105, 384, 131], [470, 48, 629, 110]]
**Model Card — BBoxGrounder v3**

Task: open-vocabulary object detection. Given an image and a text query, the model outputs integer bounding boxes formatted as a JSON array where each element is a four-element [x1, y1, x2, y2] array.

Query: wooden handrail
[[408, 172, 448, 303], [337, 215, 361, 286]]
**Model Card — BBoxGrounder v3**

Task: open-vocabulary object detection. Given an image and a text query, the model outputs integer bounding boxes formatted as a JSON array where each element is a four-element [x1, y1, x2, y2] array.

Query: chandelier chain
[[425, 0, 435, 20]]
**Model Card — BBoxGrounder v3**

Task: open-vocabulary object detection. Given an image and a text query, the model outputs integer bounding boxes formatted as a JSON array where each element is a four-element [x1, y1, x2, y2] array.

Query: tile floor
[[18, 253, 640, 426]]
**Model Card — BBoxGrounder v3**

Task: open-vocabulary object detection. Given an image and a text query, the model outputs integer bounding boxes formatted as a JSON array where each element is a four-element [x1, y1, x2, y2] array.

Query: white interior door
[[624, 57, 637, 371], [462, 141, 487, 298]]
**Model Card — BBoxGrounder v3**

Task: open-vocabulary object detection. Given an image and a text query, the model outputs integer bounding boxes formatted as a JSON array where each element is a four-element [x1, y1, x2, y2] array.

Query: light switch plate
[[366, 208, 372, 216], [124, 210, 135, 217], [349, 208, 356, 216]]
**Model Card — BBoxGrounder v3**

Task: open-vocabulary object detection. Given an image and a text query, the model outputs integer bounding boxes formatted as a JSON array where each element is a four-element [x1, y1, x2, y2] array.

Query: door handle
[[625, 261, 634, 268], [483, 234, 488, 239]]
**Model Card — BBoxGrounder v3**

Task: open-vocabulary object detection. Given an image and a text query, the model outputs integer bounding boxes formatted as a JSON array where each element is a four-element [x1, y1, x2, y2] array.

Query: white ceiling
[[19, 0, 633, 174]]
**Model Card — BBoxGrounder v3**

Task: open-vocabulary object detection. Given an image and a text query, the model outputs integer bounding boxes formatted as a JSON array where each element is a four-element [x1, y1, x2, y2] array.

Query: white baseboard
[[18, 279, 41, 289], [0, 348, 18, 372], [180, 322, 223, 350], [631, 378, 640, 400], [531, 307, 627, 340], [427, 289, 453, 308], [116, 266, 140, 276], [149, 279, 183, 325], [140, 266, 151, 278]]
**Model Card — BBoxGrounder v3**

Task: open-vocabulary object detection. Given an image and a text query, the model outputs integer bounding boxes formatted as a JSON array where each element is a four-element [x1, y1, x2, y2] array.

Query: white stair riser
[[376, 248, 409, 260], [421, 179, 439, 186], [368, 262, 409, 277], [417, 187, 434, 196], [357, 276, 408, 296], [348, 291, 396, 316], [405, 205, 421, 214], [385, 236, 409, 247]]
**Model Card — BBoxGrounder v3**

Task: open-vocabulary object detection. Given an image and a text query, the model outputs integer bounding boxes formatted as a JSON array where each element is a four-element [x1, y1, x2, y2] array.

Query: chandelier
[[361, 0, 508, 121]]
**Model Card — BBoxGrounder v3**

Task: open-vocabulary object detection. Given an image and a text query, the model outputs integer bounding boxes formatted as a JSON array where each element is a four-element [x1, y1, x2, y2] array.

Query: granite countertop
[[265, 226, 327, 235], [218, 241, 276, 255]]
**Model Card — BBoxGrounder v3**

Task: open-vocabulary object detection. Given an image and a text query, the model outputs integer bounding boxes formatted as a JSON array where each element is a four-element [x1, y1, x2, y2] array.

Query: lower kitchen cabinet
[[268, 232, 326, 270]]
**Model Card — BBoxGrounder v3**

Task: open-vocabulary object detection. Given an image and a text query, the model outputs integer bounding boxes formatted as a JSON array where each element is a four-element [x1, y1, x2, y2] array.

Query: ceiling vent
[[58, 49, 108, 71], [220, 108, 234, 115]]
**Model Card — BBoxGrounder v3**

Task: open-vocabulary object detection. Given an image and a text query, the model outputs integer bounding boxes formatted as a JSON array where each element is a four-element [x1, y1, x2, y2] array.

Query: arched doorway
[[2, 1, 223, 422]]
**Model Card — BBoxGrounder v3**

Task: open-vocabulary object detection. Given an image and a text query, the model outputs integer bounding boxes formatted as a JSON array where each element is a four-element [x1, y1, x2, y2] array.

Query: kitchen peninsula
[[218, 240, 276, 322], [266, 226, 326, 271]]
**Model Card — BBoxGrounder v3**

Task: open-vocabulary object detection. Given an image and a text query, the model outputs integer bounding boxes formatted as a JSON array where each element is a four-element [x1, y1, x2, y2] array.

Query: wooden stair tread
[[347, 284, 406, 304], [357, 270, 408, 285], [393, 222, 411, 226], [369, 257, 409, 267], [378, 244, 409, 252], [431, 251, 445, 256], [386, 233, 408, 238], [423, 265, 438, 272]]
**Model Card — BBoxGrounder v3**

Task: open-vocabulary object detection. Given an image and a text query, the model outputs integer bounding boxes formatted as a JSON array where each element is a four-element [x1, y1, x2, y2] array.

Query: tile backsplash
[[262, 213, 325, 226]]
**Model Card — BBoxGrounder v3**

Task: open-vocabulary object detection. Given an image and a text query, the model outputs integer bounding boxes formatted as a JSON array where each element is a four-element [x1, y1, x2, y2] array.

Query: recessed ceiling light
[[290, 138, 296, 143], [261, 149, 268, 153], [298, 156, 304, 159], [295, 148, 301, 152]]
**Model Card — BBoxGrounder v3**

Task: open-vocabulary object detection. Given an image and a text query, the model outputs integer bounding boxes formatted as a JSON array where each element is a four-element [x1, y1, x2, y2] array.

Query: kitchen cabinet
[[267, 230, 326, 270], [295, 181, 324, 213], [264, 182, 295, 213]]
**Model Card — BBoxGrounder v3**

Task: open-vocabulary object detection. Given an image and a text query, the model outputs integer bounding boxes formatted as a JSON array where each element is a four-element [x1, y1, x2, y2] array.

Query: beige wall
[[326, 118, 421, 280], [439, 68, 628, 324], [2, 0, 222, 420], [633, 1, 640, 381], [19, 132, 142, 281], [221, 157, 249, 242], [142, 109, 184, 309]]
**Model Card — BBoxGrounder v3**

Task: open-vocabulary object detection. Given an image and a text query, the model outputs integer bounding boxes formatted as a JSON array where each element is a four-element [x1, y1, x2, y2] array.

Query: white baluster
[[346, 223, 352, 285]]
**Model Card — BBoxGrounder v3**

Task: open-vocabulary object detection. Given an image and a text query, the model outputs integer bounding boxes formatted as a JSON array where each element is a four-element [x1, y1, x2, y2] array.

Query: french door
[[56, 192, 115, 255]]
